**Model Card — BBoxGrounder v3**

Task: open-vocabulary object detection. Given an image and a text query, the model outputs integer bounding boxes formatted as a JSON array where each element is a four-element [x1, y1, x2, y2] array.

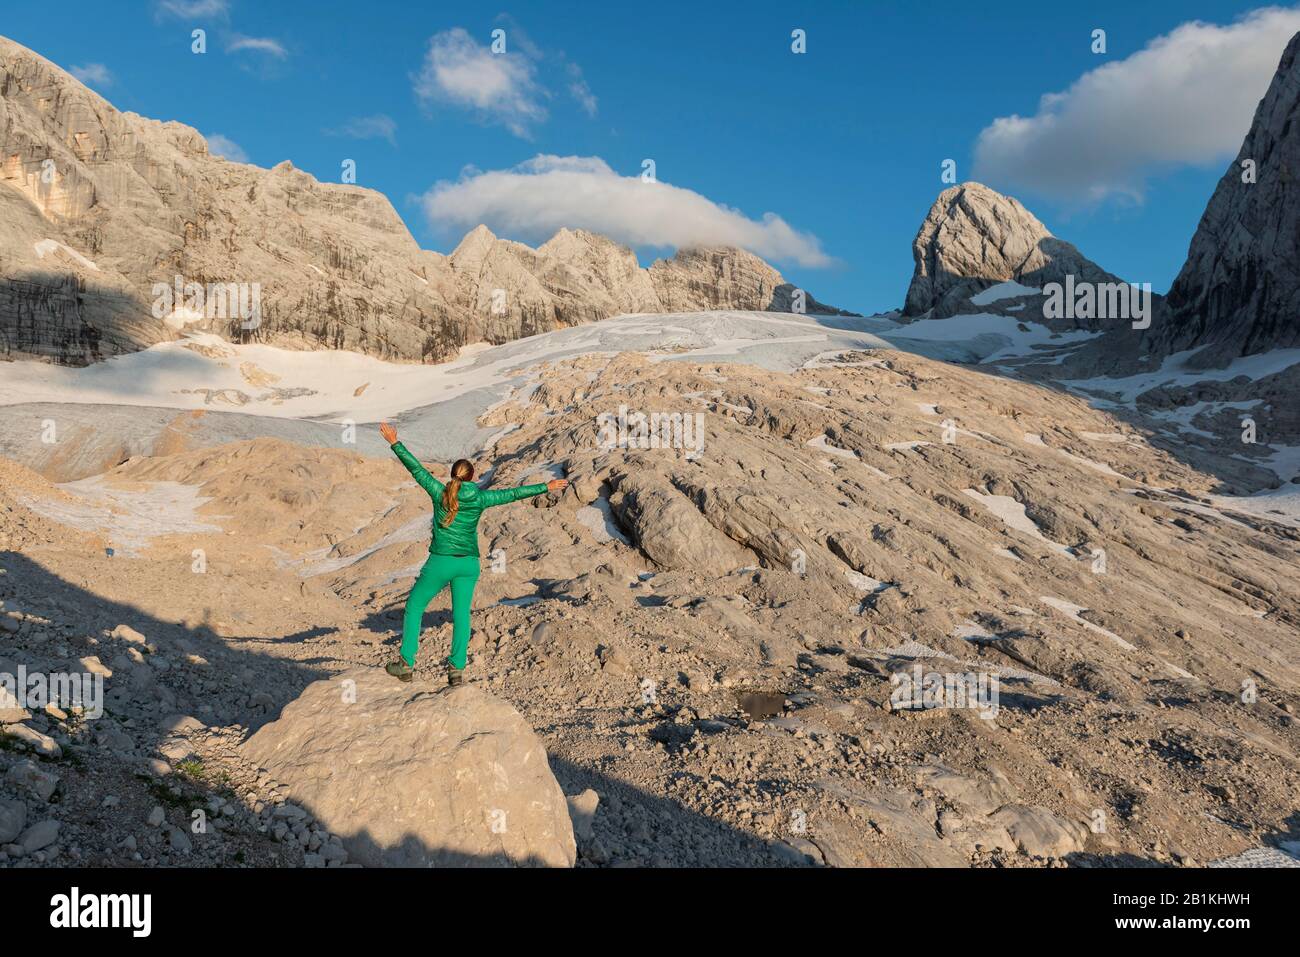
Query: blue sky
[[3, 0, 1294, 314]]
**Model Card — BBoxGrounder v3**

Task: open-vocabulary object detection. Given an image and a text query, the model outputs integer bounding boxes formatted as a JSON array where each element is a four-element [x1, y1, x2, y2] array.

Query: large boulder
[[608, 470, 751, 574], [243, 670, 576, 867], [989, 804, 1089, 859]]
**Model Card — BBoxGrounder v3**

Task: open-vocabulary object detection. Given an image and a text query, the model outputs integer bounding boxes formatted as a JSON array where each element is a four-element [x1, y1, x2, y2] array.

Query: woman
[[379, 422, 567, 686]]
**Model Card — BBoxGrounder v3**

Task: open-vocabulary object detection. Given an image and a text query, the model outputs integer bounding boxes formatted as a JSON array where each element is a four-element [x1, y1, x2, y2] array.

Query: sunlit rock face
[[0, 36, 849, 367]]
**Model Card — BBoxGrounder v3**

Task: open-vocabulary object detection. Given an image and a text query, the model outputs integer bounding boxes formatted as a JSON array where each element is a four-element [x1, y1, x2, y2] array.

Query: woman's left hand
[[379, 422, 398, 445], [547, 479, 568, 493]]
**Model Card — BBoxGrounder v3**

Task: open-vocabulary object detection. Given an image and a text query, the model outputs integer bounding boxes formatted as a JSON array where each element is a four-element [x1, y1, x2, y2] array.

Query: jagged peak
[[657, 244, 768, 265], [924, 182, 1052, 239], [538, 226, 637, 261], [904, 181, 1114, 318], [449, 224, 499, 261]]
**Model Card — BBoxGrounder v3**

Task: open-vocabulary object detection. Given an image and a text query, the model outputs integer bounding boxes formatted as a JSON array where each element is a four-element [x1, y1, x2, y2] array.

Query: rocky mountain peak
[[538, 226, 625, 261], [1157, 31, 1300, 368], [447, 224, 501, 268], [0, 34, 851, 367], [647, 245, 855, 316], [903, 182, 1120, 320]]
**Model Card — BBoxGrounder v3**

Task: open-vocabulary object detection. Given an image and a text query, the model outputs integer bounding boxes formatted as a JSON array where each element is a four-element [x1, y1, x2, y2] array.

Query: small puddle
[[735, 689, 787, 720]]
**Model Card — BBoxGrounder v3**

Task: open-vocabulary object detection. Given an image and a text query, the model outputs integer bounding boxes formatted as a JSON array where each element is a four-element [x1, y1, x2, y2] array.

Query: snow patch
[[576, 498, 631, 545], [1064, 347, 1300, 405], [1039, 596, 1136, 651], [22, 478, 221, 556], [969, 281, 1041, 305], [807, 434, 858, 460], [885, 312, 1098, 362], [296, 515, 430, 578], [844, 570, 887, 592], [34, 238, 99, 271], [963, 488, 1072, 555]]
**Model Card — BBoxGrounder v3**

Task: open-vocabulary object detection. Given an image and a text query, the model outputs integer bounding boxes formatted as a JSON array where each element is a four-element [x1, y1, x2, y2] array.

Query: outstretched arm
[[481, 478, 567, 508], [381, 422, 444, 498]]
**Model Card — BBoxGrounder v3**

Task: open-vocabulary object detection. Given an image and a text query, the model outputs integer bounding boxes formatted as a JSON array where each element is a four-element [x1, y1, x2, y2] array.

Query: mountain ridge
[[0, 34, 852, 367]]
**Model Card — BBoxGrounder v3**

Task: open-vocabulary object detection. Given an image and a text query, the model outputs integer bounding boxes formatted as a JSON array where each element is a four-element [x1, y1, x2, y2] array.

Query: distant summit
[[902, 182, 1123, 324]]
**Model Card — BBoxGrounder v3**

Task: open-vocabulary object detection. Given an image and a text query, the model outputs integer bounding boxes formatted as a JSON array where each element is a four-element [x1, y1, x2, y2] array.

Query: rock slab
[[243, 670, 576, 867]]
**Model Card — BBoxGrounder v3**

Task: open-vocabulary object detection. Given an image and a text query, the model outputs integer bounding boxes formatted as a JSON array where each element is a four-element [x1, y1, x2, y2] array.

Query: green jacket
[[391, 442, 549, 557]]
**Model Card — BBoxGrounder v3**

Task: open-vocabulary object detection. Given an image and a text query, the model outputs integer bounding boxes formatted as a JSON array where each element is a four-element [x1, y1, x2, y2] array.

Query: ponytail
[[440, 459, 475, 527]]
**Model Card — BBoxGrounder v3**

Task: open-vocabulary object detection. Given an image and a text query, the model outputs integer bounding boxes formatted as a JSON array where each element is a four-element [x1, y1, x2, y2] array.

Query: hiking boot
[[386, 660, 414, 682], [446, 663, 465, 688]]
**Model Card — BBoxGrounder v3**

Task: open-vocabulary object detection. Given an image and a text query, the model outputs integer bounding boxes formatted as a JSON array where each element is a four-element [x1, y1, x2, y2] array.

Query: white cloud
[[325, 114, 398, 145], [566, 61, 598, 116], [155, 0, 229, 17], [205, 133, 249, 163], [973, 7, 1300, 203], [69, 63, 112, 87], [422, 155, 832, 267], [226, 34, 288, 58], [413, 28, 547, 137]]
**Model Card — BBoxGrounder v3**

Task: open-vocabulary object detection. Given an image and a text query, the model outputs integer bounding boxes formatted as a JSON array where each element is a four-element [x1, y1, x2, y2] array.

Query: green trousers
[[400, 554, 481, 670]]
